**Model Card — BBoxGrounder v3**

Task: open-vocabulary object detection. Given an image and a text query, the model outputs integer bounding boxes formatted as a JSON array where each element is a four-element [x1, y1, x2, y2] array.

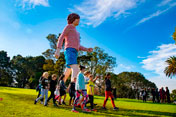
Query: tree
[[114, 72, 156, 98], [0, 51, 13, 86], [11, 55, 46, 88], [42, 34, 58, 60], [85, 47, 117, 95], [164, 56, 176, 78]]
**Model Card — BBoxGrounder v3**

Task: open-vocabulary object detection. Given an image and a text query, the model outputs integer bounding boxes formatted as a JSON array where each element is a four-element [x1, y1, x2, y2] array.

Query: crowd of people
[[141, 87, 171, 103]]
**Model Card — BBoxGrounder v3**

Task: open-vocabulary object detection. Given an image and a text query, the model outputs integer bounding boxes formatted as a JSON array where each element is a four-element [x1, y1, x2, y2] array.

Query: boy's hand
[[55, 48, 60, 59], [87, 48, 93, 52]]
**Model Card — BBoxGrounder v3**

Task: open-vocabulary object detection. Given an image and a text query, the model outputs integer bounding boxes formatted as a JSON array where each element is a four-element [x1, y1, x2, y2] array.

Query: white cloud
[[158, 0, 172, 7], [70, 0, 143, 27], [19, 0, 49, 8], [136, 8, 169, 26], [136, 0, 176, 26], [141, 43, 176, 91]]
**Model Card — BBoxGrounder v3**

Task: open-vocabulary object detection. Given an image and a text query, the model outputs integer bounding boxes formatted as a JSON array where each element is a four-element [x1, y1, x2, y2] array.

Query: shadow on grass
[[1, 92, 176, 117]]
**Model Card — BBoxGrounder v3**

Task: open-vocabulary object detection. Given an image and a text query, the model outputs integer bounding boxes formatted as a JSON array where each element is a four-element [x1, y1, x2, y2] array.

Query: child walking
[[34, 72, 49, 106], [72, 65, 90, 113], [86, 74, 99, 111], [68, 77, 76, 106], [55, 13, 93, 83], [47, 74, 57, 106], [102, 73, 119, 110], [58, 74, 67, 105]]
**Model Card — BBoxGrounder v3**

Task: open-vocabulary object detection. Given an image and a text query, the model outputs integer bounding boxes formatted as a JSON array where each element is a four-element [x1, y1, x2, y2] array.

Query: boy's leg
[[73, 91, 80, 110], [81, 90, 88, 109], [44, 89, 48, 106], [90, 95, 94, 109], [103, 91, 109, 107], [70, 64, 79, 82], [86, 95, 91, 105], [64, 68, 72, 83], [36, 88, 44, 102], [109, 92, 116, 108]]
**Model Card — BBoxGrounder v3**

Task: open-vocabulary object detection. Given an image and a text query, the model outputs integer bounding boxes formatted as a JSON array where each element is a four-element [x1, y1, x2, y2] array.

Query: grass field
[[0, 86, 176, 117]]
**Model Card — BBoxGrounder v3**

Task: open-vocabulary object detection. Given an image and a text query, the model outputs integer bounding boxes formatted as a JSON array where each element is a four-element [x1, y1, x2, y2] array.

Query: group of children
[[34, 65, 119, 112], [34, 65, 118, 113]]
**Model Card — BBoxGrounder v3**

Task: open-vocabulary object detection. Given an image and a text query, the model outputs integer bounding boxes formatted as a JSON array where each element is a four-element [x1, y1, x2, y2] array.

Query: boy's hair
[[79, 65, 86, 71], [52, 74, 57, 78], [105, 73, 111, 80], [84, 71, 90, 75], [67, 13, 80, 24], [42, 72, 49, 78]]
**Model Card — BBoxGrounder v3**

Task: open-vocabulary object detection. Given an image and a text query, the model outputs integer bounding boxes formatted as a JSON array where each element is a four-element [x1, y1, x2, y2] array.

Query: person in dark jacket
[[151, 88, 156, 103], [155, 88, 160, 103], [165, 87, 171, 103], [47, 74, 57, 106], [142, 88, 147, 102], [102, 73, 118, 110]]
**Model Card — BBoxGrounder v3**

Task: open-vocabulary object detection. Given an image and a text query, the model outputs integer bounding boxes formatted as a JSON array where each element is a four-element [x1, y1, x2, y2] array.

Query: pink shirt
[[57, 24, 88, 51]]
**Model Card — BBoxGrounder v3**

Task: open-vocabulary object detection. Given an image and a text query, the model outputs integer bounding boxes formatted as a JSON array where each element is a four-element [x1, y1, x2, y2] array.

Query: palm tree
[[173, 27, 176, 45], [164, 56, 176, 78]]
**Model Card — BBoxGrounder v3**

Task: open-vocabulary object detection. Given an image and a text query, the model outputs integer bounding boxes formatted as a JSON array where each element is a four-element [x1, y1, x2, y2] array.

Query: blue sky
[[0, 0, 176, 91]]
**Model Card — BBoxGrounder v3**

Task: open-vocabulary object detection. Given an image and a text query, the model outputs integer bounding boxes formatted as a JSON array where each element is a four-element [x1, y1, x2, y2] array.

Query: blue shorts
[[64, 48, 78, 68]]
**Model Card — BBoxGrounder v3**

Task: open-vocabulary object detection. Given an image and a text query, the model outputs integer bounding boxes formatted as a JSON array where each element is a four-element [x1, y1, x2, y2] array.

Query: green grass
[[0, 86, 176, 117]]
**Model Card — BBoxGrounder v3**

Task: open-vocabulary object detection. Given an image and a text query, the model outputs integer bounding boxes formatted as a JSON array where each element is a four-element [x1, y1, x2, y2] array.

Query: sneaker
[[71, 109, 79, 113], [102, 107, 107, 110], [113, 107, 119, 111], [44, 104, 48, 106], [93, 103, 97, 106], [62, 101, 66, 105], [41, 102, 43, 104], [82, 108, 91, 112], [58, 102, 62, 105], [34, 100, 37, 104], [91, 109, 97, 112]]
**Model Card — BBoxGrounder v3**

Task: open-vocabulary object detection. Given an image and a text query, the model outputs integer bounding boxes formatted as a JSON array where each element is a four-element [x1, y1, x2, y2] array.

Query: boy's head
[[79, 65, 86, 72], [42, 72, 49, 79], [52, 74, 57, 80], [67, 13, 80, 26], [73, 77, 76, 82], [84, 71, 91, 77], [105, 73, 111, 79], [88, 74, 93, 81]]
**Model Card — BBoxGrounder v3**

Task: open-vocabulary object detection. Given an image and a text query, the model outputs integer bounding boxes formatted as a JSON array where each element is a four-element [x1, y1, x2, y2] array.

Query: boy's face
[[82, 69, 85, 73], [52, 76, 57, 80], [89, 75, 93, 80], [107, 75, 111, 79], [73, 19, 80, 26]]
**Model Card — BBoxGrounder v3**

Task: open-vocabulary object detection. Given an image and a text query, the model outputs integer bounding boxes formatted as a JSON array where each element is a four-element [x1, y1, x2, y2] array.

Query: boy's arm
[[79, 45, 93, 52], [57, 25, 70, 49], [93, 76, 99, 82], [55, 25, 70, 58]]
